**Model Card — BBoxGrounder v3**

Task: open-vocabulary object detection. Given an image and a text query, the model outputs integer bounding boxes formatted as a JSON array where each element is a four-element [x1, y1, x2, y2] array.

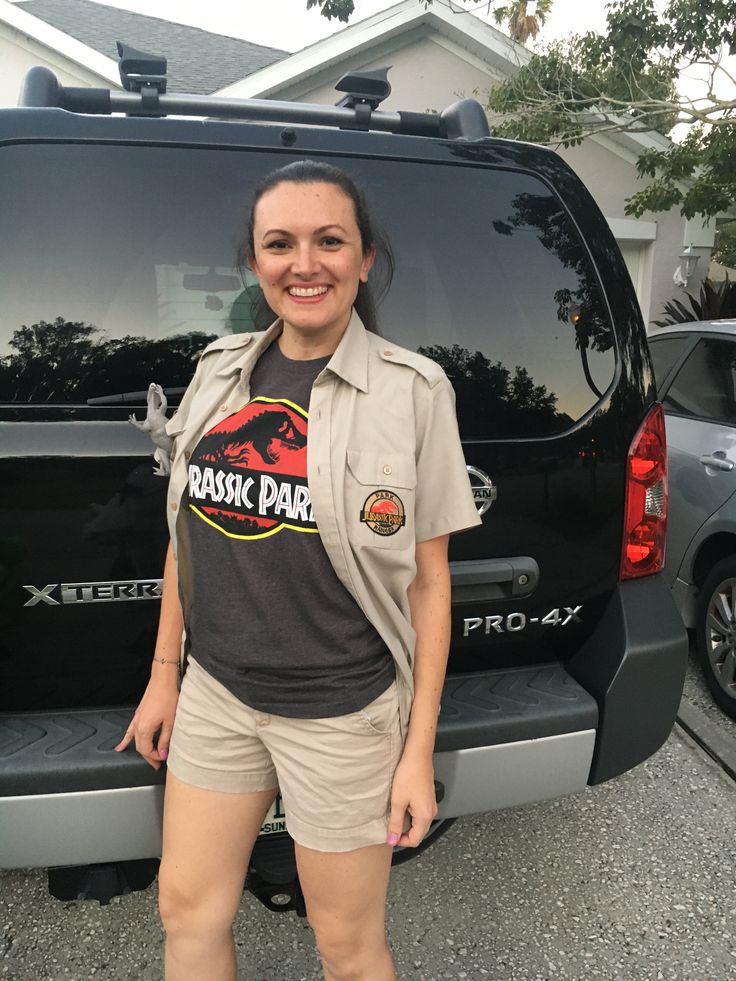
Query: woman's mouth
[[287, 286, 329, 298]]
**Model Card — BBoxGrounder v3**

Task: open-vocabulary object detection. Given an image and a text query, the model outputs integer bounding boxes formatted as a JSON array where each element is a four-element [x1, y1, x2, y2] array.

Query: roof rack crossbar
[[17, 67, 490, 140], [62, 90, 427, 135]]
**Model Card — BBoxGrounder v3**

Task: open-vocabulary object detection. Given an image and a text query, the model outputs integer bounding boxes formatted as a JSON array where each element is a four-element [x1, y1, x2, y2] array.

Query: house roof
[[12, 0, 288, 94], [216, 0, 521, 99]]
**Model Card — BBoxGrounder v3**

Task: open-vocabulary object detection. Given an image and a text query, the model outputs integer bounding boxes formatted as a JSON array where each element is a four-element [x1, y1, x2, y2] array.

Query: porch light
[[673, 244, 699, 288]]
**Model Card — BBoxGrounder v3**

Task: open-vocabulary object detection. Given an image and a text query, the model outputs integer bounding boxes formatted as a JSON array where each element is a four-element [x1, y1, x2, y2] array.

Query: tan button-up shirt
[[161, 310, 481, 734]]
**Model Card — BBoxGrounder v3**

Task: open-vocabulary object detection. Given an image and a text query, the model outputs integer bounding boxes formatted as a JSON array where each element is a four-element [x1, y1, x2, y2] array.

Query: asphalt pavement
[[2, 649, 735, 981]]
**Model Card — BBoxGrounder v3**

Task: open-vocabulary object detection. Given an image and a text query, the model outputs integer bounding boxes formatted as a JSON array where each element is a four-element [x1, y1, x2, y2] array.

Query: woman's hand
[[386, 748, 438, 848], [114, 673, 180, 770]]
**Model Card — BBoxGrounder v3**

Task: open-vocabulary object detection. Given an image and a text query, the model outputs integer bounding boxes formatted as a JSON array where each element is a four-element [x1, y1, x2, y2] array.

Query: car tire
[[695, 556, 736, 720], [390, 817, 457, 866]]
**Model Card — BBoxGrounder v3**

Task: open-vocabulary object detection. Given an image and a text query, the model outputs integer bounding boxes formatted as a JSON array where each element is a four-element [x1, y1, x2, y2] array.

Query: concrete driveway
[[2, 651, 734, 981]]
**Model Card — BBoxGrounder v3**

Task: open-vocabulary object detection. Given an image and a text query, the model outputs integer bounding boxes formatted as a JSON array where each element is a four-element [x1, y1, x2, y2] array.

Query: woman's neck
[[278, 316, 350, 361]]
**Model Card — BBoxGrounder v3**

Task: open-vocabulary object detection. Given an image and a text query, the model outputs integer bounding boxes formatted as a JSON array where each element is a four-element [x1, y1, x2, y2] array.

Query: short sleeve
[[414, 377, 482, 543]]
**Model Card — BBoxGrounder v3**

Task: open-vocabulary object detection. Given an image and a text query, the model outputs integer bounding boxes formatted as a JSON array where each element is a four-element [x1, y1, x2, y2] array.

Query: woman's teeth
[[288, 286, 328, 297]]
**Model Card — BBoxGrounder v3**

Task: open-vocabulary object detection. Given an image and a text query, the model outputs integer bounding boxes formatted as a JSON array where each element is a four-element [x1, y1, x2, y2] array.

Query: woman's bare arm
[[114, 541, 183, 769], [387, 533, 451, 847]]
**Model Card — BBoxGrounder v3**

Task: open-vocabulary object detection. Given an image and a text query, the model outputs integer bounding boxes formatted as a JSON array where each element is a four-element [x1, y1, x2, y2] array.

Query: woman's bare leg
[[158, 772, 278, 981], [295, 842, 395, 981]]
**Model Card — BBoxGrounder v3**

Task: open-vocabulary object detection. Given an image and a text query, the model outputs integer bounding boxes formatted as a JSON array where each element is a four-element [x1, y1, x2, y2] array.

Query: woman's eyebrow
[[262, 224, 348, 237]]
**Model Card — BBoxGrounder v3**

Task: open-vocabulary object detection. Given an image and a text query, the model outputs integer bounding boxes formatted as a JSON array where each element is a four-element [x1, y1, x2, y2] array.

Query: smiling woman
[[116, 158, 481, 980], [238, 159, 394, 343], [249, 178, 375, 357]]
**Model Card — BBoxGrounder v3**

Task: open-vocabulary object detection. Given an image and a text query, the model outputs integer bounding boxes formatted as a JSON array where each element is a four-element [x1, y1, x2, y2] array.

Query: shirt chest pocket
[[346, 450, 416, 550]]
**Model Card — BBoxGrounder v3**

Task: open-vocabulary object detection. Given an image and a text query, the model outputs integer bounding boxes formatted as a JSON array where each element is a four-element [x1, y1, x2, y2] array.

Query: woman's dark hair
[[237, 160, 394, 334]]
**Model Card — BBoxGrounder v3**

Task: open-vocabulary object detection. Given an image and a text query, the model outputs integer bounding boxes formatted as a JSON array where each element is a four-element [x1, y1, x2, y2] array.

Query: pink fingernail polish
[[387, 832, 400, 846], [159, 748, 168, 761]]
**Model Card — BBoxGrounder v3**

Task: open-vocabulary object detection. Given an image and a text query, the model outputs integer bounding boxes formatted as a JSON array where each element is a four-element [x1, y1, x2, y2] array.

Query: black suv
[[0, 51, 687, 910]]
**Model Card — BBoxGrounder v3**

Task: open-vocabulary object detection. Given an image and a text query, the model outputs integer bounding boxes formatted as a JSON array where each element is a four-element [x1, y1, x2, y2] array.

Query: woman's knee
[[158, 862, 234, 938], [310, 919, 390, 980]]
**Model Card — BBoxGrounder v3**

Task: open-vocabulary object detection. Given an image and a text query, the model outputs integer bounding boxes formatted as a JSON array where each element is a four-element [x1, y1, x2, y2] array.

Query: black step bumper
[[0, 574, 687, 868]]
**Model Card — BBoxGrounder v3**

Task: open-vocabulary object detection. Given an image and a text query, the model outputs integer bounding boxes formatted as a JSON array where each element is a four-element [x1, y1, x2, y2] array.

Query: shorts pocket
[[346, 450, 416, 550], [355, 682, 400, 736]]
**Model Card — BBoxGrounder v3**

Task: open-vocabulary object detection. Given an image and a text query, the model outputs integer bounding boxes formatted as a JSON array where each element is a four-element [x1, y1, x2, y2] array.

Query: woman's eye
[[321, 236, 342, 247], [265, 239, 289, 250]]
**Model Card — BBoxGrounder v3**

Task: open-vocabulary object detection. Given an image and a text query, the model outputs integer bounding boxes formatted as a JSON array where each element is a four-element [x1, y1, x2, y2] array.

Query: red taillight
[[620, 403, 667, 580]]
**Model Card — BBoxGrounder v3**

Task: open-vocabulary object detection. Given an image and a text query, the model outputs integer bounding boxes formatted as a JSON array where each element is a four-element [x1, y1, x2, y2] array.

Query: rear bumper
[[1, 785, 163, 868], [0, 575, 687, 870], [567, 574, 688, 783]]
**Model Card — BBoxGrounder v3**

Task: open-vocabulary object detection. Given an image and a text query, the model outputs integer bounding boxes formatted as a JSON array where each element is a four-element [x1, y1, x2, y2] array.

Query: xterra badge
[[360, 490, 406, 536], [23, 580, 162, 607]]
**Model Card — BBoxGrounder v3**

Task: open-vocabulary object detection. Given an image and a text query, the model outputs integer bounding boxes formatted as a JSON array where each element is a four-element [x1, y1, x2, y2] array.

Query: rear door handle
[[450, 557, 539, 602], [699, 452, 734, 472]]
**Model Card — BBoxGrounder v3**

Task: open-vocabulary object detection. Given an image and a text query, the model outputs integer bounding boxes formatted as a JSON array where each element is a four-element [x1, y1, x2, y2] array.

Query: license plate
[[259, 792, 287, 836]]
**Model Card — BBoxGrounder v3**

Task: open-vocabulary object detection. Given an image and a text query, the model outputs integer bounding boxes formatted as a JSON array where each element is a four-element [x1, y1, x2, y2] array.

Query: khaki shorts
[[166, 657, 404, 852]]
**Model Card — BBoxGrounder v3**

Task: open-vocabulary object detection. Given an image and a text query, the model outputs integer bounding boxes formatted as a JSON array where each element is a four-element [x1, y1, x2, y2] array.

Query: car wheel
[[390, 817, 457, 866], [695, 556, 736, 720]]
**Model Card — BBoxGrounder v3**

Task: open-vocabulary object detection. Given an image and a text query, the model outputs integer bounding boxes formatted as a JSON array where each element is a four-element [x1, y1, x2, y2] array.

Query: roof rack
[[17, 50, 491, 141]]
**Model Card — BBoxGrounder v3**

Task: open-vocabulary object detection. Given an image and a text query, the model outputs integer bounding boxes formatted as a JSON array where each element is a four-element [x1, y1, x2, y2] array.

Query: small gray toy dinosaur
[[128, 383, 175, 476]]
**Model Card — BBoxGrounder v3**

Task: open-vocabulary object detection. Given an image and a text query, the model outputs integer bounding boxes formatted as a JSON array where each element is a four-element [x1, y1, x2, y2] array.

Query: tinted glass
[[0, 144, 616, 437], [648, 335, 690, 388], [663, 337, 736, 424]]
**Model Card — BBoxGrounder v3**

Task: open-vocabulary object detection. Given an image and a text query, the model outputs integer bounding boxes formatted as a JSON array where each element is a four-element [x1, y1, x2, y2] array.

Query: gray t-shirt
[[184, 340, 395, 717]]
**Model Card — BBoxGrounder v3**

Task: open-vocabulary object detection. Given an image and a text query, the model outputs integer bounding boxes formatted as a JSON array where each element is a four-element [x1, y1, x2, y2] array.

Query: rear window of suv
[[0, 143, 616, 438]]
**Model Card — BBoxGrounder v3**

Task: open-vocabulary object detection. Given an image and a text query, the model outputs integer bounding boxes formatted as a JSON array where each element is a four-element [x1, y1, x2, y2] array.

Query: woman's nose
[[290, 243, 319, 275]]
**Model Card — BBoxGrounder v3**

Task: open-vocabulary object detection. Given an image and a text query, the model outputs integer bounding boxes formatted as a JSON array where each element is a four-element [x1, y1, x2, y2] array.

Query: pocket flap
[[347, 450, 417, 489]]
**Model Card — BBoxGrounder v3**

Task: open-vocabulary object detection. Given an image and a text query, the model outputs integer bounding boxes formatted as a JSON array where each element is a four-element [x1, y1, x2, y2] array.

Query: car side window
[[663, 337, 736, 424], [648, 335, 690, 388]]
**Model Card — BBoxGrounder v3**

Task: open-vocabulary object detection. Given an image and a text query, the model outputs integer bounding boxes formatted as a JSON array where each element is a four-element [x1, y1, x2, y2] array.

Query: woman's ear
[[360, 246, 377, 283]]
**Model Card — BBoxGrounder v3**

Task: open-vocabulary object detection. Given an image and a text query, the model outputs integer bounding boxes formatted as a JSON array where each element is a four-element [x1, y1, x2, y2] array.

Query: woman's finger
[[114, 724, 135, 753], [386, 797, 407, 846], [398, 808, 434, 848], [134, 727, 156, 763], [157, 721, 174, 761]]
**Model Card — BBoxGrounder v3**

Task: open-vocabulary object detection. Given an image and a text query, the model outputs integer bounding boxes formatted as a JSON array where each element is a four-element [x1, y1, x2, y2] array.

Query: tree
[[308, 1, 733, 217], [487, 0, 736, 220], [307, 0, 552, 45], [492, 1, 553, 44], [713, 221, 736, 268]]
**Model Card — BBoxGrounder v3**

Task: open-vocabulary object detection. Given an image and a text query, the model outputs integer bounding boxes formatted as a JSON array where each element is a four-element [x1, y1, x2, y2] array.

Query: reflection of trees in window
[[0, 317, 217, 402], [492, 193, 614, 399], [418, 343, 572, 439]]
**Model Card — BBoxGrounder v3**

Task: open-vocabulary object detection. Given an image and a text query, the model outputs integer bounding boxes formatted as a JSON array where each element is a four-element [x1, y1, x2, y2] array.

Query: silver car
[[649, 320, 736, 718]]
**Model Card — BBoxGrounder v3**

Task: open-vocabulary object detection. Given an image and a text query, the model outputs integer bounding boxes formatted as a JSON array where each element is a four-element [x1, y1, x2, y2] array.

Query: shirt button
[[170, 502, 178, 511], [219, 403, 228, 412], [383, 464, 392, 475], [383, 349, 393, 357]]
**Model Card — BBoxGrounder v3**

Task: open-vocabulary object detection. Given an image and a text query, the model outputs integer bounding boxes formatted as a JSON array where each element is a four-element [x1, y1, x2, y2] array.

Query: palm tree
[[493, 0, 554, 45]]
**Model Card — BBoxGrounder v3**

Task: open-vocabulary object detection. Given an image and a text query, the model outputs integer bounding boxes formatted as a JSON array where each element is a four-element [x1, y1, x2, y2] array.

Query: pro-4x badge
[[360, 490, 406, 537]]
